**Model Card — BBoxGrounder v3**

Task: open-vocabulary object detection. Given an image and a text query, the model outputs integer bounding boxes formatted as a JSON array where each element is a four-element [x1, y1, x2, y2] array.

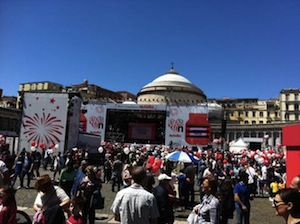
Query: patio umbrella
[[165, 150, 199, 163]]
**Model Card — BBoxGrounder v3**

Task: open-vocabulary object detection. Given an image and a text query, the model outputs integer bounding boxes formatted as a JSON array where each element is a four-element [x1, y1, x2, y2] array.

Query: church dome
[[137, 67, 207, 105]]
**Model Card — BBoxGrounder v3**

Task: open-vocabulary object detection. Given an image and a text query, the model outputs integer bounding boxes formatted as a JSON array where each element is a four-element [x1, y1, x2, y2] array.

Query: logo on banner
[[168, 118, 184, 132]]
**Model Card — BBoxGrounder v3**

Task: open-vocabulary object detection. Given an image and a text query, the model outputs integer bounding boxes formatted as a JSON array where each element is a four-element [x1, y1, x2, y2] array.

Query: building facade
[[1, 72, 299, 149], [280, 88, 300, 122], [17, 81, 64, 108]]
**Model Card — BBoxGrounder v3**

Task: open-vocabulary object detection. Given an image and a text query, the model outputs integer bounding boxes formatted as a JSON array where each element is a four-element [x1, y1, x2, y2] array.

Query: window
[[295, 104, 299, 111], [259, 121, 263, 124], [286, 94, 289, 101], [252, 121, 256, 124], [245, 120, 249, 124], [245, 112, 248, 117], [296, 94, 299, 101], [285, 113, 289, 121], [259, 112, 263, 117], [31, 83, 36, 90], [252, 111, 256, 117]]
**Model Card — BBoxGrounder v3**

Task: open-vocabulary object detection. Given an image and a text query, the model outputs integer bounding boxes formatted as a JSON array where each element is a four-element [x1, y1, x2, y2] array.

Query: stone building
[[136, 68, 300, 147], [137, 67, 207, 105], [17, 81, 63, 109]]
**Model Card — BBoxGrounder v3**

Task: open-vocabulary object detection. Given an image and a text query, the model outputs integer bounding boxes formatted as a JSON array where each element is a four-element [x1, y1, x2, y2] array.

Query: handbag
[[33, 189, 56, 224], [90, 189, 105, 209], [187, 210, 198, 224], [33, 210, 46, 224]]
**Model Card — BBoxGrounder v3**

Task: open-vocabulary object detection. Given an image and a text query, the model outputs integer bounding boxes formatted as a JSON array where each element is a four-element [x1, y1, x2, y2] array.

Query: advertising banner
[[19, 93, 68, 153], [81, 103, 107, 141], [165, 105, 210, 148]]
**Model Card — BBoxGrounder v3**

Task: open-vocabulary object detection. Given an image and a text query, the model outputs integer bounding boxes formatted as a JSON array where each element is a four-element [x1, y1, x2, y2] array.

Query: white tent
[[229, 138, 249, 154]]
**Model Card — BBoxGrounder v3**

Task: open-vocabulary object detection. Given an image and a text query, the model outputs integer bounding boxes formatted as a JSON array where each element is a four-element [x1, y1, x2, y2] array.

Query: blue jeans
[[236, 206, 250, 224]]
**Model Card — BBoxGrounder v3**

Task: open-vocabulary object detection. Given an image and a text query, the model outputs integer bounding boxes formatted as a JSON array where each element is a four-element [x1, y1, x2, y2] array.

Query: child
[[66, 196, 84, 224], [0, 187, 17, 224], [269, 176, 279, 205]]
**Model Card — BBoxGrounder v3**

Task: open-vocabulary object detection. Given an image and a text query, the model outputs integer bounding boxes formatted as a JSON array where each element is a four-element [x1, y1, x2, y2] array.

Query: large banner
[[80, 103, 107, 139], [165, 105, 210, 148], [19, 93, 68, 153]]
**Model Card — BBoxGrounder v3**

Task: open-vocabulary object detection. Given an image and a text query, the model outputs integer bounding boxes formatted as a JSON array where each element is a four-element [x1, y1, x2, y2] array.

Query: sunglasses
[[273, 199, 286, 208]]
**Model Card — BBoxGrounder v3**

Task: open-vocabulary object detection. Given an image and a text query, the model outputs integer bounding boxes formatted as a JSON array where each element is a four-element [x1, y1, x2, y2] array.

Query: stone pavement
[[17, 206, 187, 223], [15, 169, 189, 224]]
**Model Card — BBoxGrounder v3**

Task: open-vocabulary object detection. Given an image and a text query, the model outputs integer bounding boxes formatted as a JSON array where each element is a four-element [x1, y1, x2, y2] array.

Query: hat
[[158, 173, 172, 181]]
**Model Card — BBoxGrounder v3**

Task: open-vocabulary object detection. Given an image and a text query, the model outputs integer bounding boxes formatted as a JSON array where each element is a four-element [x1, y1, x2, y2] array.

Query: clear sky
[[1, 0, 299, 99]]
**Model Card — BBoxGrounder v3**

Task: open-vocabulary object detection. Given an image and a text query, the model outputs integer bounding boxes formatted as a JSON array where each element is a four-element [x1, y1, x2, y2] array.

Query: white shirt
[[246, 166, 256, 184], [34, 186, 69, 209], [111, 184, 159, 224], [261, 165, 267, 180]]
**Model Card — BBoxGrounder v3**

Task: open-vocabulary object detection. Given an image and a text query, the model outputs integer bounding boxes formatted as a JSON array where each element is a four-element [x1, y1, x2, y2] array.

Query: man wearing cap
[[111, 166, 159, 224], [153, 173, 175, 224]]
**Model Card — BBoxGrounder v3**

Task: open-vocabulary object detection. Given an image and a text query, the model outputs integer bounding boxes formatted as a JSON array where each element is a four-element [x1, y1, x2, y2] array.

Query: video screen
[[128, 123, 156, 140]]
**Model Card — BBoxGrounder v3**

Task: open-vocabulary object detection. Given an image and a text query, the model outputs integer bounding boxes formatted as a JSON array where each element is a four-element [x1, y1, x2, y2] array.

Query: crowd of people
[[0, 141, 299, 223]]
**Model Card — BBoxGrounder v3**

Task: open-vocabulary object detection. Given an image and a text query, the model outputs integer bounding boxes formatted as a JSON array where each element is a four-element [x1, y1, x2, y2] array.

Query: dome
[[137, 67, 207, 105], [143, 68, 192, 88]]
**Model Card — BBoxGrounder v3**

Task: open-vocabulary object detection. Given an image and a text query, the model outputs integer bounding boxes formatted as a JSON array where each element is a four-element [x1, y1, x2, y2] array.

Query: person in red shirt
[[66, 196, 84, 224]]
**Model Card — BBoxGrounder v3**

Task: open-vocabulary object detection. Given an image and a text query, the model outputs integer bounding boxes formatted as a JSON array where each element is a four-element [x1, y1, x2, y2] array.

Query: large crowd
[[0, 141, 299, 224]]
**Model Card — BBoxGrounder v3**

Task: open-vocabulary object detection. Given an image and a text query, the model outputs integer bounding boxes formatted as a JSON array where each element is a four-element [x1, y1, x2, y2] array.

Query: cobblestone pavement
[[15, 169, 188, 223], [14, 169, 283, 224]]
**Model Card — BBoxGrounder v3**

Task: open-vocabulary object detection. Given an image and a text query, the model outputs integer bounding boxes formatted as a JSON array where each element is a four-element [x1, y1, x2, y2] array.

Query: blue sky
[[1, 0, 299, 99]]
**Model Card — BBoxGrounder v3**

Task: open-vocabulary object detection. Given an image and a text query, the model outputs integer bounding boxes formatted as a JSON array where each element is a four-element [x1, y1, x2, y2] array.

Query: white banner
[[19, 93, 68, 153], [81, 103, 107, 142], [165, 105, 210, 148]]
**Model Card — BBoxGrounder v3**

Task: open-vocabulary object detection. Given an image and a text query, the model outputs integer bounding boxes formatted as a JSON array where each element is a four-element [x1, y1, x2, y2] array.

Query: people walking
[[184, 162, 196, 208], [72, 160, 88, 197], [234, 171, 253, 224], [43, 147, 53, 170], [31, 150, 42, 179], [59, 161, 76, 197], [53, 152, 64, 182], [103, 156, 112, 183], [19, 151, 33, 189], [111, 154, 123, 192], [78, 165, 102, 224]]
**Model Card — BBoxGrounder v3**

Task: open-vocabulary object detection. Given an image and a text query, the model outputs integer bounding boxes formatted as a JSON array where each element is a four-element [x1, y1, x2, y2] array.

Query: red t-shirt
[[66, 214, 84, 224]]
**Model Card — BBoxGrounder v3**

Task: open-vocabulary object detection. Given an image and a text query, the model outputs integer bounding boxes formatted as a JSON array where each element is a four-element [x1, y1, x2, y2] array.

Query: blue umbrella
[[165, 150, 199, 163]]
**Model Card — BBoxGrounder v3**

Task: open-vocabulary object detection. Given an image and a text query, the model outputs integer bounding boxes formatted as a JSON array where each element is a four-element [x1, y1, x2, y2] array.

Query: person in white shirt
[[246, 161, 257, 196], [111, 166, 159, 224]]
